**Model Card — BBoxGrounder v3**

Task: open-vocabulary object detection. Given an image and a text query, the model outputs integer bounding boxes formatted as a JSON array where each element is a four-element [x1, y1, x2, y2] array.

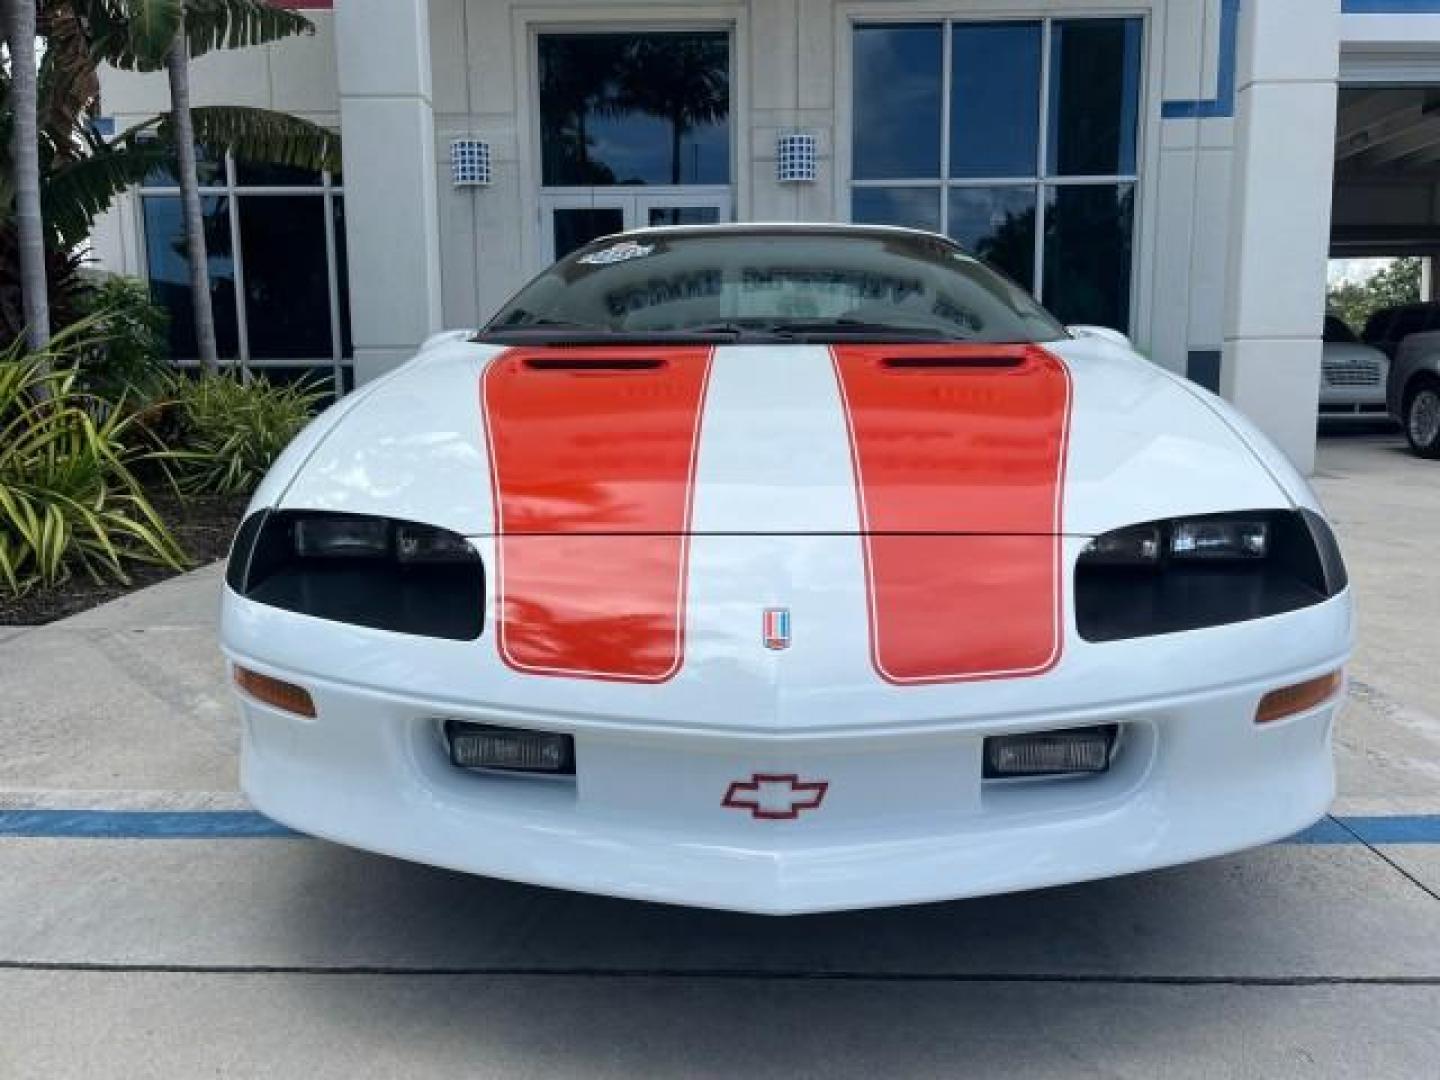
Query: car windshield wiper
[[680, 321, 797, 340], [473, 322, 753, 345], [483, 318, 606, 332], [681, 319, 963, 342], [475, 319, 967, 345], [764, 319, 960, 340]]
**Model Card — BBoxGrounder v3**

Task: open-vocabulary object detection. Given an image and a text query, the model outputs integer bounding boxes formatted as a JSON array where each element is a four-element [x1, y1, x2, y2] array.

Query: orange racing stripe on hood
[[831, 344, 1073, 684], [481, 346, 714, 682]]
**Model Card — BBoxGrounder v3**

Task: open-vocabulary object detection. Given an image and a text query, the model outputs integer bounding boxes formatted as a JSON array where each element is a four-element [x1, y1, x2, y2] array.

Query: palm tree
[[75, 0, 324, 371], [4, 0, 51, 351], [164, 18, 217, 369]]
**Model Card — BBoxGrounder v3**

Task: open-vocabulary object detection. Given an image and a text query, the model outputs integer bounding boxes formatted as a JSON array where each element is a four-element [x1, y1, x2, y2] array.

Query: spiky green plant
[[0, 328, 187, 595], [170, 372, 324, 496], [74, 276, 174, 405]]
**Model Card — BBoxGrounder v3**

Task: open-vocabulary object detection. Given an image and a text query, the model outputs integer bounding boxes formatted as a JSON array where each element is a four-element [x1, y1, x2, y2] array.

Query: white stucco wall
[[94, 0, 1234, 374], [1152, 0, 1237, 385], [89, 1, 1440, 468], [91, 13, 341, 279], [427, 0, 1184, 346]]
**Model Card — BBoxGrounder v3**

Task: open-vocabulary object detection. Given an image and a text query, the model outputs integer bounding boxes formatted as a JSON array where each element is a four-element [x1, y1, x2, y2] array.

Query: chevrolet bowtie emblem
[[722, 773, 829, 820]]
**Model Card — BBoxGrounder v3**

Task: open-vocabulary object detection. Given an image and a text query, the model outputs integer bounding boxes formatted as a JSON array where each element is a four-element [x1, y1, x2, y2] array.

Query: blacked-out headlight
[[227, 510, 484, 640], [286, 515, 479, 564], [1079, 523, 1162, 566], [1076, 510, 1346, 642], [395, 523, 479, 564], [1169, 518, 1269, 560], [1080, 516, 1271, 567], [294, 516, 392, 559]]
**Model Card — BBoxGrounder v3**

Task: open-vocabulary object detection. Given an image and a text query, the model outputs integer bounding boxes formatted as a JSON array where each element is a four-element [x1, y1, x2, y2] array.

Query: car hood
[[275, 335, 1290, 538]]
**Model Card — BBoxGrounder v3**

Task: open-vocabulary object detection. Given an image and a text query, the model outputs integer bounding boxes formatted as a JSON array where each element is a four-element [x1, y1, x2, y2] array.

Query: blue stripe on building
[[1159, 1, 1440, 121], [1186, 350, 1223, 392], [1342, 1, 1440, 13], [1161, 0, 1240, 120]]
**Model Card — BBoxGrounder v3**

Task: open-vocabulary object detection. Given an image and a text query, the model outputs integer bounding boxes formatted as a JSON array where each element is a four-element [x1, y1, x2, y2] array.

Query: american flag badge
[[762, 608, 792, 651]]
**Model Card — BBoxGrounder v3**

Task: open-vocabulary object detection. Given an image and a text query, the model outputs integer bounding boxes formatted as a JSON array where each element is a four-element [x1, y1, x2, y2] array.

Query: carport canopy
[[1332, 87, 1440, 283]]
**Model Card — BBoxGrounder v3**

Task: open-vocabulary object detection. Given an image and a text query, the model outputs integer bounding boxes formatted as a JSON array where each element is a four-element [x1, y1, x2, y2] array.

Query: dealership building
[[92, 0, 1440, 471]]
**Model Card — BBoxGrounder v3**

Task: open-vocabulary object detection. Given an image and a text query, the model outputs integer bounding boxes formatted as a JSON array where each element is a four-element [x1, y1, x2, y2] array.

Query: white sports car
[[222, 225, 1353, 914]]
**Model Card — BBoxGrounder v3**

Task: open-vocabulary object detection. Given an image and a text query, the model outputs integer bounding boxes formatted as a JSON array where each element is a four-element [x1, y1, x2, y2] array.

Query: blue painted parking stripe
[[1339, 816, 1440, 845], [0, 810, 300, 839], [1286, 816, 1440, 845], [1287, 817, 1356, 845], [2, 809, 1439, 843]]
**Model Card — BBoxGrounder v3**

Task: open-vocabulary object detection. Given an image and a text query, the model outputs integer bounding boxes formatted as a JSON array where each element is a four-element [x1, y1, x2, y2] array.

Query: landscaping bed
[[0, 488, 248, 626], [4, 285, 323, 628]]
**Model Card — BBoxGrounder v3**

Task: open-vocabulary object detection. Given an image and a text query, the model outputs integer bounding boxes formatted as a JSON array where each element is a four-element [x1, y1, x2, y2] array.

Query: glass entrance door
[[541, 194, 629, 263], [535, 29, 735, 265], [541, 191, 732, 262], [638, 191, 731, 229]]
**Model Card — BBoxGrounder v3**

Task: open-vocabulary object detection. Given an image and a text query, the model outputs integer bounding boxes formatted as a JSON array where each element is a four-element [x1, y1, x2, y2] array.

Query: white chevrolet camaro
[[222, 225, 1353, 914]]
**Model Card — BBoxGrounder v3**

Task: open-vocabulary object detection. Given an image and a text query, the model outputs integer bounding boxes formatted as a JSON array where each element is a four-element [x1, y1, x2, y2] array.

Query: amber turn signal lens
[[234, 666, 317, 718], [1255, 671, 1343, 725]]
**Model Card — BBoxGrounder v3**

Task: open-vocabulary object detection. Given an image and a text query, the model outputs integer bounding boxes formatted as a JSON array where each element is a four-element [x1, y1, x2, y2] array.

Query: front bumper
[[231, 653, 1344, 915], [1319, 383, 1389, 419]]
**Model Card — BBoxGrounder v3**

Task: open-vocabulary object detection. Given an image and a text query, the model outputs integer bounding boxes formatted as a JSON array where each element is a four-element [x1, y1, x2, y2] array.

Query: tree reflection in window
[[540, 33, 730, 187], [851, 18, 1141, 330], [142, 196, 240, 360]]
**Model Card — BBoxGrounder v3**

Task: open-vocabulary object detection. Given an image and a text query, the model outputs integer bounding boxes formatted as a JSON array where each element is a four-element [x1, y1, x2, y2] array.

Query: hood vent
[[881, 355, 1024, 371], [523, 357, 666, 373]]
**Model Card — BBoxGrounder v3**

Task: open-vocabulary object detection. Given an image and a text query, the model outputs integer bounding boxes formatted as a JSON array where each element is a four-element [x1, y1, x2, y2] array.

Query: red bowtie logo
[[722, 773, 829, 820]]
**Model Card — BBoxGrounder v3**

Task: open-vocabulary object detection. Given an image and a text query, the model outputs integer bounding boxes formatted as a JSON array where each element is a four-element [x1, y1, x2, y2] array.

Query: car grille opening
[[523, 357, 666, 372], [1322, 362, 1381, 388], [881, 356, 1025, 371]]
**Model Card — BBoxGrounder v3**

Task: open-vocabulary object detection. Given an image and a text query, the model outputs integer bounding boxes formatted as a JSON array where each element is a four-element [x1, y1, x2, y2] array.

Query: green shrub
[[0, 333, 187, 596], [171, 373, 326, 496], [74, 276, 174, 405]]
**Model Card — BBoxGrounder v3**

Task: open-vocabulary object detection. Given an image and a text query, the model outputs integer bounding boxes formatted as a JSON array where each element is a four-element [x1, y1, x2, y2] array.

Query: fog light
[[445, 720, 575, 774], [984, 725, 1117, 778]]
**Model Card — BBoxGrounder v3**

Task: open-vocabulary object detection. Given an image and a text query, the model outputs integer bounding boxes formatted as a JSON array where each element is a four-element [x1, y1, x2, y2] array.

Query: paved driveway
[[1, 432, 1437, 1078]]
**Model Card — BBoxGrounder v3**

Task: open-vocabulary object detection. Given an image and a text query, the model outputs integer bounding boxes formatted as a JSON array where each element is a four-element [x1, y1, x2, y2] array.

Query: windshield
[[483, 229, 1068, 344]]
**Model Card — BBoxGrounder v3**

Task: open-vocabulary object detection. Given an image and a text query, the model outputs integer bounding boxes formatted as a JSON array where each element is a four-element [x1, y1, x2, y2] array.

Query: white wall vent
[[776, 132, 818, 183], [451, 138, 492, 187]]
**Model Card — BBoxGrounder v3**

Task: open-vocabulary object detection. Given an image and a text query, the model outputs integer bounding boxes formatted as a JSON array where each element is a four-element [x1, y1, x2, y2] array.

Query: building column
[[336, 0, 443, 384], [1220, 0, 1341, 474]]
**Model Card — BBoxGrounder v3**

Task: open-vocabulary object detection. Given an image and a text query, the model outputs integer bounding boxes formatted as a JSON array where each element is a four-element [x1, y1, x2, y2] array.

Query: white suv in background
[[1321, 315, 1391, 424]]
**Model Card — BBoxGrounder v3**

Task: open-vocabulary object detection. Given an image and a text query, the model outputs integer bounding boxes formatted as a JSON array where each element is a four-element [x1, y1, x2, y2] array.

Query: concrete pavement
[[6, 974, 1437, 1079], [0, 432, 1438, 1077], [1311, 435, 1440, 814]]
